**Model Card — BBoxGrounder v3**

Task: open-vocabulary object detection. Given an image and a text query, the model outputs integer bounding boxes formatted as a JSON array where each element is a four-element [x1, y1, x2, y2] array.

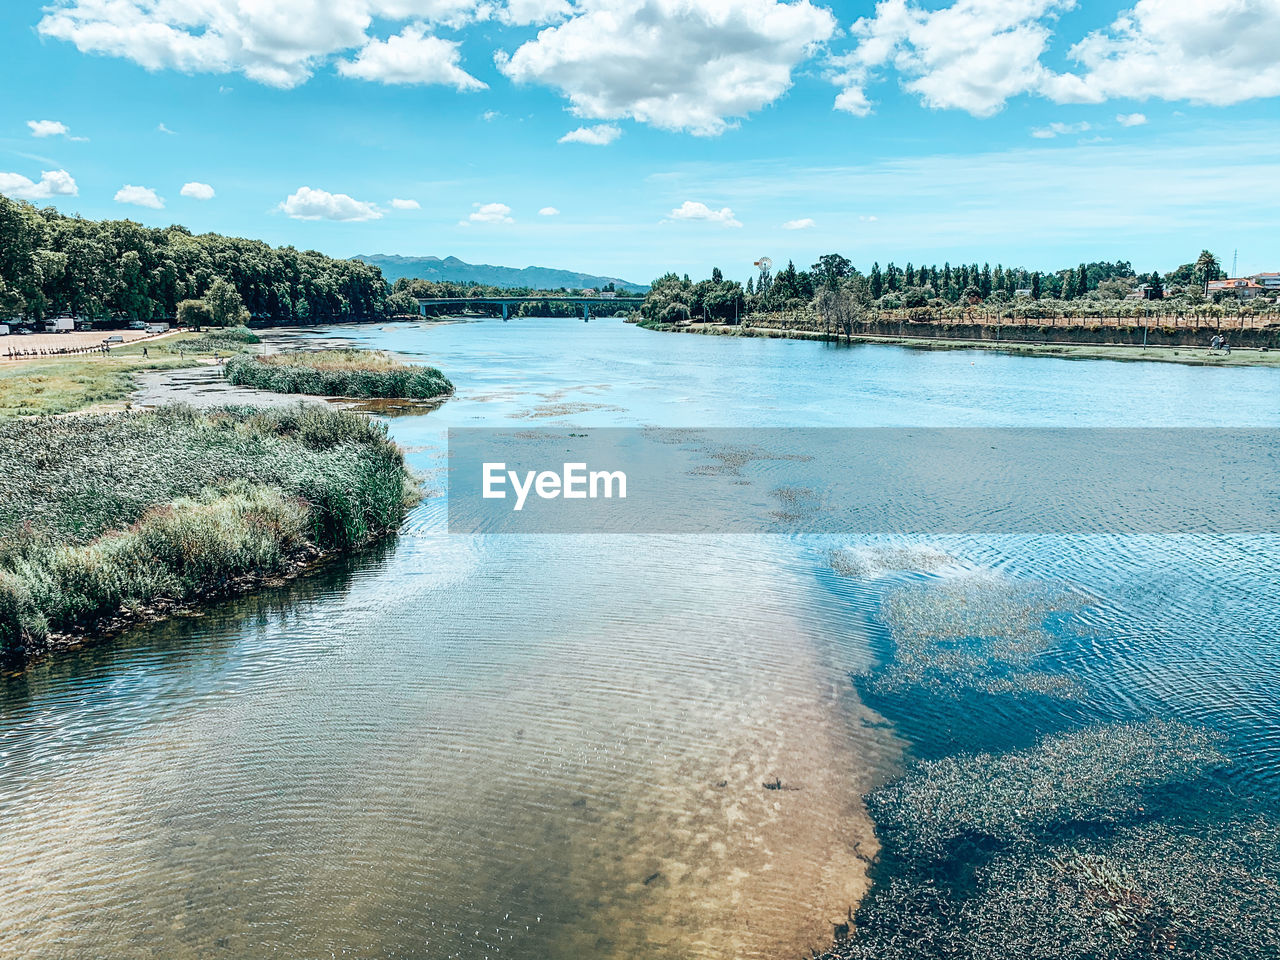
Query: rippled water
[[3, 319, 1279, 959]]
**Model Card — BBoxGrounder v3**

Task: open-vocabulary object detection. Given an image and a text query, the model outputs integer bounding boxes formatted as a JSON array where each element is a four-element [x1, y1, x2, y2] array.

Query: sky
[[3, 0, 1280, 285]]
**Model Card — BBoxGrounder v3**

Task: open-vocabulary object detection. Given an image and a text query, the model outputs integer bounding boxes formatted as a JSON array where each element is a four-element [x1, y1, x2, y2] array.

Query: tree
[[1062, 271, 1078, 300], [206, 277, 246, 326], [711, 267, 723, 283], [811, 253, 852, 290], [1076, 263, 1088, 297], [869, 262, 883, 299], [1030, 272, 1041, 300], [176, 298, 214, 329], [962, 285, 982, 305], [1194, 250, 1222, 286], [1146, 270, 1164, 300]]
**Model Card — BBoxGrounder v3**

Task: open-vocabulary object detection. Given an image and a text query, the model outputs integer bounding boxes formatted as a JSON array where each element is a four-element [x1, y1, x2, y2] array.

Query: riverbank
[[0, 328, 266, 417], [0, 404, 416, 662], [642, 320, 1280, 366]]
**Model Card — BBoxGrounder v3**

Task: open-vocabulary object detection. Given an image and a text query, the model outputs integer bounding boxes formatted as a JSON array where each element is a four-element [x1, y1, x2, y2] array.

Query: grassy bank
[[224, 349, 453, 399], [0, 403, 414, 660], [0, 328, 262, 417], [639, 320, 1280, 366]]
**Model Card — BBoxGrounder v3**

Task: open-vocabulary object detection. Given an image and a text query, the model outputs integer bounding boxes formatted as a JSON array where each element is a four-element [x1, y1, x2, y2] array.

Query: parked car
[[128, 320, 148, 330]]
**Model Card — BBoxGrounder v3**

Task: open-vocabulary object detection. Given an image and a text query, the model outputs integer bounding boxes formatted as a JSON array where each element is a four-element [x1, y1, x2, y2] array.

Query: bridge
[[415, 296, 645, 321]]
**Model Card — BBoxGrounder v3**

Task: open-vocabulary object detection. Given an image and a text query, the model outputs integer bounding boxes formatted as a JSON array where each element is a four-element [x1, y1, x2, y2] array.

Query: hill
[[356, 254, 647, 292]]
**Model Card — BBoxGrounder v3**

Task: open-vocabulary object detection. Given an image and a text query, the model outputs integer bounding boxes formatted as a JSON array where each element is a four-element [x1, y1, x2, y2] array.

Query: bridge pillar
[[583, 303, 590, 322], [502, 303, 508, 322], [419, 301, 426, 317]]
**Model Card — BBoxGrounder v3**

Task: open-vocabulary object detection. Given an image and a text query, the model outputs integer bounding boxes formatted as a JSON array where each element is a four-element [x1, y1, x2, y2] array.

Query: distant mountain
[[355, 254, 648, 292]]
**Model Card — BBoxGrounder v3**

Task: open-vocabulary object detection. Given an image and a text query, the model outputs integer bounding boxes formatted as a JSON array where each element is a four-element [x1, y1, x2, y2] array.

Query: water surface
[[3, 319, 1278, 959]]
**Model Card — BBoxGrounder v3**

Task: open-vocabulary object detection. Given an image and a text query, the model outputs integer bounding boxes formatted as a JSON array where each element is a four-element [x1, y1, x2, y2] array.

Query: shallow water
[[3, 318, 1279, 959]]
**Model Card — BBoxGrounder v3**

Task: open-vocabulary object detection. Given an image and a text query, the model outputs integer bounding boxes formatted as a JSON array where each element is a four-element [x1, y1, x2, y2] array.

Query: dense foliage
[[0, 194, 390, 323], [641, 250, 1253, 324], [0, 404, 413, 656], [224, 349, 454, 399]]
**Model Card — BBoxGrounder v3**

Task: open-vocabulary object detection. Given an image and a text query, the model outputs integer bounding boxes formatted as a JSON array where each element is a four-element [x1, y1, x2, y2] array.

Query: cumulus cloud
[[666, 201, 742, 227], [279, 186, 382, 221], [1030, 120, 1090, 138], [500, 0, 571, 25], [1116, 112, 1148, 126], [558, 123, 621, 145], [36, 0, 501, 88], [538, 206, 560, 215], [829, 0, 1280, 117], [391, 197, 421, 209], [464, 201, 514, 224], [831, 0, 1076, 117], [157, 122, 177, 134], [337, 23, 486, 89], [180, 181, 215, 199], [115, 184, 164, 209], [783, 217, 815, 229], [496, 0, 836, 136], [1057, 1, 1280, 105], [27, 119, 86, 140], [0, 168, 79, 200]]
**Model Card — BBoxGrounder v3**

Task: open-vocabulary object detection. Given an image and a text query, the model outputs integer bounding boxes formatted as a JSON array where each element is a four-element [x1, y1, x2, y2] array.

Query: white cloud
[[114, 184, 164, 209], [36, 0, 495, 89], [859, 214, 878, 222], [496, 0, 836, 136], [557, 123, 621, 145], [157, 122, 177, 134], [0, 168, 78, 200], [1058, 1, 1280, 106], [180, 181, 215, 200], [27, 119, 86, 140], [337, 23, 486, 90], [482, 110, 502, 121], [500, 0, 571, 25], [464, 201, 514, 224], [391, 197, 421, 209], [1116, 112, 1148, 126], [1030, 120, 1090, 138], [666, 200, 742, 227], [538, 206, 560, 215], [279, 186, 382, 221], [831, 0, 1076, 117], [782, 217, 815, 229]]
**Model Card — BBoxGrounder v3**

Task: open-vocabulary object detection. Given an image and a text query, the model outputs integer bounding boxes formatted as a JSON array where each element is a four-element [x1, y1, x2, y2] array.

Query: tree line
[[0, 195, 393, 325], [643, 250, 1234, 324]]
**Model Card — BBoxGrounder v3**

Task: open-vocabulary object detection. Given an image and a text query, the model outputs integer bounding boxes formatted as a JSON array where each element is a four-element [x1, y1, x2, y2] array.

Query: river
[[2, 318, 1279, 959]]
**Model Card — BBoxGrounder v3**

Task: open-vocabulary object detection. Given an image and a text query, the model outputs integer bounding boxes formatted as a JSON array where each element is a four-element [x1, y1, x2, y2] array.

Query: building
[[1207, 278, 1268, 300], [1249, 272, 1280, 290], [1126, 285, 1165, 300]]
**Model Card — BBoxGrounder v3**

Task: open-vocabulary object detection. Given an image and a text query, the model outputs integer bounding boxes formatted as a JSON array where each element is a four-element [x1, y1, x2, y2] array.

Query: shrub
[[224, 349, 453, 399], [0, 404, 414, 658]]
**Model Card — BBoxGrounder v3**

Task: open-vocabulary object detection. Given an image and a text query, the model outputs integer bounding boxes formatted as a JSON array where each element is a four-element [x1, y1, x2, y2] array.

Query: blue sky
[[3, 1, 1279, 285]]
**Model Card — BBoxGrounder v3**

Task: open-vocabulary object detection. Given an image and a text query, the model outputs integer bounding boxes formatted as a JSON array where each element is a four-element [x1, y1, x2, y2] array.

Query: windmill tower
[[753, 256, 773, 295]]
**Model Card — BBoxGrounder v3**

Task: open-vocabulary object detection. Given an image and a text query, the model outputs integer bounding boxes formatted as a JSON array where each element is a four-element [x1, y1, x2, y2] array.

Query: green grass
[[0, 328, 262, 418], [224, 348, 454, 399], [0, 403, 414, 658], [0, 355, 195, 417]]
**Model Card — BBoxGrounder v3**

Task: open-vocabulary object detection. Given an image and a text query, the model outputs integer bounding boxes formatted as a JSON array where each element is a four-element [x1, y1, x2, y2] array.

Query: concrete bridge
[[415, 296, 645, 321]]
